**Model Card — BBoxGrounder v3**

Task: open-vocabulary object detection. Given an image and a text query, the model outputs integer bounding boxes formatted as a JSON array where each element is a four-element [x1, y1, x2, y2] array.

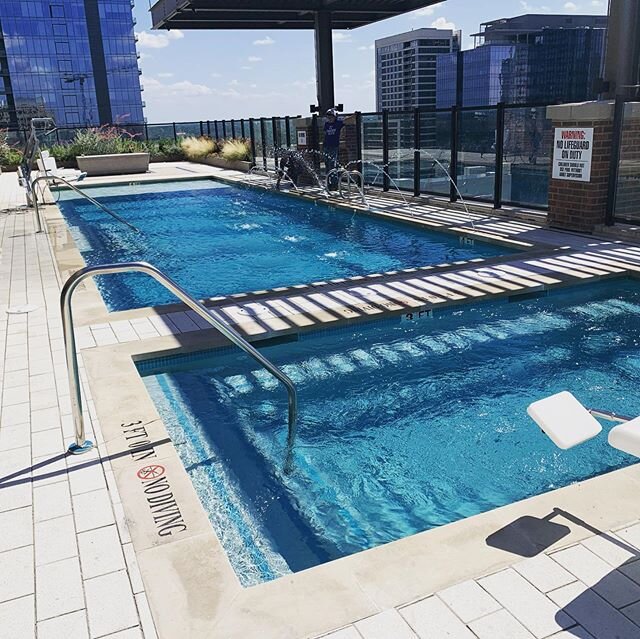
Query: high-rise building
[[436, 14, 607, 108], [375, 28, 461, 112], [0, 0, 144, 128]]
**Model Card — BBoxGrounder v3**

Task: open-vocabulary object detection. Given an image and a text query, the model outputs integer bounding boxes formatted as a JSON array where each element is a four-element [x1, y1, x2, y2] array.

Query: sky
[[133, 0, 608, 122]]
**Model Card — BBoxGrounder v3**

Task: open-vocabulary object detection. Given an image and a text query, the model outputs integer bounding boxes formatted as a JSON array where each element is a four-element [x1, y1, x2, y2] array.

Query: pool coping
[[41, 164, 640, 638]]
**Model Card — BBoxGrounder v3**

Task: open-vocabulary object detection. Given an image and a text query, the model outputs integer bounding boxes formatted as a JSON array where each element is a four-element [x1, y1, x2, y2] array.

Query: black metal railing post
[[144, 123, 149, 141], [260, 118, 267, 169], [206, 120, 211, 136], [231, 119, 236, 139], [285, 116, 291, 148], [240, 119, 246, 138], [382, 109, 390, 192], [199, 120, 204, 136], [172, 122, 177, 141], [449, 106, 459, 202], [271, 116, 278, 165], [214, 121, 219, 140], [413, 108, 421, 197], [494, 102, 505, 209], [606, 96, 626, 226], [355, 111, 363, 175], [222, 120, 227, 139], [311, 114, 319, 170], [249, 118, 257, 166]]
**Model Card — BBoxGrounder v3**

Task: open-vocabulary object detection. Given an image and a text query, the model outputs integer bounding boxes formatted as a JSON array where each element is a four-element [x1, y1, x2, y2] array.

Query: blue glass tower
[[0, 0, 144, 128]]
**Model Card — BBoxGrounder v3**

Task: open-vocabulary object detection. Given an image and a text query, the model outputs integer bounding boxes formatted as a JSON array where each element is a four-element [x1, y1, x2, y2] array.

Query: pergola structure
[[150, 0, 446, 112]]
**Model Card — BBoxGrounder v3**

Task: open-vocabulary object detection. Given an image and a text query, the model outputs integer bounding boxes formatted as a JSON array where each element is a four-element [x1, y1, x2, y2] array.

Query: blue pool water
[[140, 280, 640, 586], [56, 179, 513, 311]]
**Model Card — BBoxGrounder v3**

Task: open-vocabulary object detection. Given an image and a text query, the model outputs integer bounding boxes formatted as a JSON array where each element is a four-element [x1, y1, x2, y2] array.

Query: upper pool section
[[56, 179, 516, 311]]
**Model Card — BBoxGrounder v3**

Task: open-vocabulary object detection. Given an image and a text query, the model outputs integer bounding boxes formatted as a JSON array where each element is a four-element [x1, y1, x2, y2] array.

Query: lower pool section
[[139, 280, 640, 586]]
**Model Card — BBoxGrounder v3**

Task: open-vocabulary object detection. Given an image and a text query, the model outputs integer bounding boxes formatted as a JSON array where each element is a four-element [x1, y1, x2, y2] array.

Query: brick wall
[[547, 119, 613, 233]]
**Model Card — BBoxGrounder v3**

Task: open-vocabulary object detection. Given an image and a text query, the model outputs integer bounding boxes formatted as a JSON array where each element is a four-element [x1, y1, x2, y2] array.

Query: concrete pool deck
[[2, 163, 640, 638]]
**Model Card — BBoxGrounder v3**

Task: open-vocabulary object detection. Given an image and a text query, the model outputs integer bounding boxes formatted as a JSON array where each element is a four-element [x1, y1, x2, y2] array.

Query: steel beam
[[314, 11, 335, 112]]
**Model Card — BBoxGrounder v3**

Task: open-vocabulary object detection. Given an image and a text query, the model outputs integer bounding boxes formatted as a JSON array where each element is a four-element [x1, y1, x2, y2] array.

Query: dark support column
[[456, 50, 464, 107], [413, 108, 421, 197], [606, 96, 626, 225], [249, 118, 256, 166], [314, 11, 335, 113], [355, 111, 363, 175], [604, 0, 640, 98], [494, 102, 505, 209], [382, 110, 390, 192], [450, 106, 459, 202]]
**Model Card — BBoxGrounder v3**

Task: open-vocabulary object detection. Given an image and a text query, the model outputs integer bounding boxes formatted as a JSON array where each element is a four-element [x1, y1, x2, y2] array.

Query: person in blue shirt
[[323, 108, 344, 190]]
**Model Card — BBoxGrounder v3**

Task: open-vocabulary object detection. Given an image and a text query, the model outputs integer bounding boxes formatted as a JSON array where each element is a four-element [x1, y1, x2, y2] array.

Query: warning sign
[[136, 464, 165, 480], [552, 127, 594, 182]]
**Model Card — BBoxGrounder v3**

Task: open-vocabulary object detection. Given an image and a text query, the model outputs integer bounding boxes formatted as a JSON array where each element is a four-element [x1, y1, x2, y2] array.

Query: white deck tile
[[514, 553, 577, 593], [37, 610, 89, 639], [0, 595, 35, 639], [84, 570, 139, 638], [35, 514, 78, 566], [36, 556, 84, 621], [73, 488, 115, 533], [468, 609, 536, 639], [135, 592, 158, 639], [399, 596, 475, 639], [580, 533, 638, 568], [437, 579, 502, 623], [318, 629, 363, 639], [34, 481, 72, 522], [478, 568, 573, 638], [547, 581, 640, 639], [78, 525, 126, 579], [0, 506, 33, 553], [355, 609, 418, 639], [0, 546, 34, 603], [551, 544, 640, 609]]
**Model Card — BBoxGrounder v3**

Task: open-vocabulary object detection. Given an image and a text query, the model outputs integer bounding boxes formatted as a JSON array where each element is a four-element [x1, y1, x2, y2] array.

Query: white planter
[[77, 152, 150, 176]]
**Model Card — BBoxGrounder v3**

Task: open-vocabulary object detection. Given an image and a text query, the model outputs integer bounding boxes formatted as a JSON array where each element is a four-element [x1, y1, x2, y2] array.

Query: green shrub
[[0, 130, 23, 166]]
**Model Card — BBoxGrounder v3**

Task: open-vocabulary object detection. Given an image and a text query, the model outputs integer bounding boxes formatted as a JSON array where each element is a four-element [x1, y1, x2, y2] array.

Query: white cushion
[[527, 391, 602, 449], [608, 417, 640, 458]]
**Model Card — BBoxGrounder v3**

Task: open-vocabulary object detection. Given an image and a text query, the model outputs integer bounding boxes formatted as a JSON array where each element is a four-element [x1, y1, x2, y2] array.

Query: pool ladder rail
[[61, 262, 298, 469]]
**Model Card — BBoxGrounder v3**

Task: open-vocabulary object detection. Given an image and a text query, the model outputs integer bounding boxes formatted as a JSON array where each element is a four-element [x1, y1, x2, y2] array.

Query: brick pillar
[[547, 101, 614, 233]]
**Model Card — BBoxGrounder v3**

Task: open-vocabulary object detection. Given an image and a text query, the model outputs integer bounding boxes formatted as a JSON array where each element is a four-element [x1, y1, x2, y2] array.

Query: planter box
[[77, 152, 150, 176], [199, 156, 252, 172]]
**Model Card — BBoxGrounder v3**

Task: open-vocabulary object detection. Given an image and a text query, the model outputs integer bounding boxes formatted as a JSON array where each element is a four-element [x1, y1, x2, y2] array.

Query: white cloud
[[144, 77, 211, 97], [247, 56, 262, 63], [229, 79, 239, 86], [136, 29, 184, 49], [211, 72, 221, 78], [358, 44, 374, 51], [431, 17, 456, 30], [564, 1, 578, 10], [333, 32, 352, 43], [253, 36, 275, 46], [157, 72, 173, 78], [410, 6, 435, 18]]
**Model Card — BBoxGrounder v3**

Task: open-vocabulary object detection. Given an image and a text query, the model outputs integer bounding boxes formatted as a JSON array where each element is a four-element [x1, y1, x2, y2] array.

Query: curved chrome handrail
[[327, 168, 367, 205], [61, 262, 298, 465], [31, 174, 140, 234]]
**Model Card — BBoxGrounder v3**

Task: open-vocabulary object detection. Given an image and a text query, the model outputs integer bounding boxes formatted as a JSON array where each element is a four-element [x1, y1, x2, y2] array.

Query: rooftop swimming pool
[[139, 279, 640, 586], [56, 179, 514, 311]]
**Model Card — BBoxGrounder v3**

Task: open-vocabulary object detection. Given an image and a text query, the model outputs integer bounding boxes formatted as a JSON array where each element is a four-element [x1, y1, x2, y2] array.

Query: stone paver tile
[[548, 581, 640, 639], [0, 595, 35, 639], [31, 427, 63, 457], [620, 558, 640, 586], [135, 592, 158, 639], [122, 543, 144, 594], [2, 402, 29, 426], [67, 459, 106, 496], [3, 369, 29, 389], [0, 424, 31, 452], [31, 453, 68, 487], [616, 524, 640, 552], [85, 571, 138, 638], [30, 406, 61, 433], [37, 610, 89, 639], [34, 481, 71, 521], [468, 609, 535, 639], [35, 515, 77, 566], [319, 628, 362, 639], [437, 579, 501, 623], [101, 629, 143, 639], [547, 628, 595, 639], [36, 556, 84, 621], [621, 599, 640, 626], [2, 384, 29, 406], [73, 488, 114, 532], [0, 506, 32, 552], [91, 327, 118, 346], [552, 544, 640, 609], [78, 525, 125, 579], [399, 596, 475, 639], [580, 533, 640, 568], [30, 373, 56, 392], [355, 609, 417, 639], [514, 553, 577, 593], [30, 388, 59, 411], [0, 546, 34, 602], [479, 568, 573, 638]]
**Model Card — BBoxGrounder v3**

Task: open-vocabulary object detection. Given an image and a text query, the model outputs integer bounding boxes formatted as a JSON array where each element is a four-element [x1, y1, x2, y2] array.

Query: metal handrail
[[31, 174, 140, 234], [61, 262, 298, 461]]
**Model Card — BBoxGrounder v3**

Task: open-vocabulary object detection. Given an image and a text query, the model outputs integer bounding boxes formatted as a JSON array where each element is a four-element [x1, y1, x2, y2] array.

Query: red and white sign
[[552, 127, 594, 182]]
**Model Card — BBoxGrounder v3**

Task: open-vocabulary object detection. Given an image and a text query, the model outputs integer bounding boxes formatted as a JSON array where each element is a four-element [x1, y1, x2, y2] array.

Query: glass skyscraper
[[436, 14, 607, 108], [0, 0, 144, 128]]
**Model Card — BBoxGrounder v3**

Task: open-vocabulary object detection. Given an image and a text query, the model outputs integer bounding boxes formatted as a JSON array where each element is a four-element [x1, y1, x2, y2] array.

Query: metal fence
[[5, 102, 565, 210]]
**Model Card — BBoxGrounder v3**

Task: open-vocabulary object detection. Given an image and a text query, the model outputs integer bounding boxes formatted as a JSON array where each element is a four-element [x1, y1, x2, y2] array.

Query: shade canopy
[[150, 0, 445, 31]]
